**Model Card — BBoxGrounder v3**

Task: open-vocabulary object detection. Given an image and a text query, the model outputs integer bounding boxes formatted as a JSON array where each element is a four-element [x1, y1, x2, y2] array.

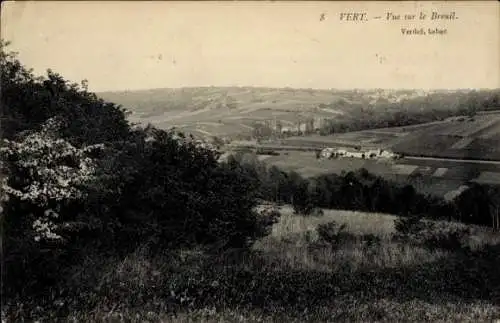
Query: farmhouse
[[280, 123, 307, 135], [319, 147, 400, 160], [313, 117, 327, 131], [378, 149, 399, 159], [345, 151, 365, 159], [320, 147, 336, 158], [366, 149, 381, 158]]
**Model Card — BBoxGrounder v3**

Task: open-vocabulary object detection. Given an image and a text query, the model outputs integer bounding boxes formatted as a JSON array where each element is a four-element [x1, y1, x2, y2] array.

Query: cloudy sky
[[2, 1, 499, 92]]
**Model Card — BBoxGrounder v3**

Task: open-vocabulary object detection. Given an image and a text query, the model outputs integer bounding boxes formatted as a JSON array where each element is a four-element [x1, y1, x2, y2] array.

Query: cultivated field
[[390, 114, 500, 160]]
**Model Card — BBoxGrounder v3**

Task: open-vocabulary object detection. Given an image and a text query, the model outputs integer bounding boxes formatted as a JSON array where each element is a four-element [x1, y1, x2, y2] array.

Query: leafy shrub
[[361, 233, 382, 248], [316, 221, 356, 248], [394, 215, 430, 236], [1, 117, 103, 297], [83, 127, 273, 252], [310, 208, 324, 217], [421, 224, 471, 251], [292, 180, 315, 216], [393, 216, 470, 251], [257, 205, 281, 232]]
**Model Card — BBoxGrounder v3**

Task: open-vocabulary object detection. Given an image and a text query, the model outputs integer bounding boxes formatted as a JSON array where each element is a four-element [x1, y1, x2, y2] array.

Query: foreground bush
[[316, 221, 355, 248], [393, 216, 471, 251], [82, 127, 271, 253], [1, 117, 103, 298]]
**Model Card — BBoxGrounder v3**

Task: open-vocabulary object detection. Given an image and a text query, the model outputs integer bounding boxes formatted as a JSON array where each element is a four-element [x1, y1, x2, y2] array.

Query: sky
[[1, 1, 499, 92]]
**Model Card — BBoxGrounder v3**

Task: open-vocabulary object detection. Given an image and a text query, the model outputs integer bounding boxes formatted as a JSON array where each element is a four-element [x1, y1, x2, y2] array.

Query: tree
[[1, 117, 102, 296], [487, 186, 500, 231], [211, 136, 225, 148], [292, 180, 313, 215], [408, 171, 424, 192], [1, 117, 101, 243], [1, 40, 130, 146]]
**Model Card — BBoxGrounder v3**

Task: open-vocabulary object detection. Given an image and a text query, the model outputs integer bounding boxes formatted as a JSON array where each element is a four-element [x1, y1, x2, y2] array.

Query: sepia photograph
[[1, 1, 500, 321]]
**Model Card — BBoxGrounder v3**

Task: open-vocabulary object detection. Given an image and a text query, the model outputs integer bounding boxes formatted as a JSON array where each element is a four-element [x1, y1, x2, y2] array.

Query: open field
[[283, 131, 402, 150], [264, 151, 377, 175], [266, 206, 500, 250], [55, 208, 500, 322]]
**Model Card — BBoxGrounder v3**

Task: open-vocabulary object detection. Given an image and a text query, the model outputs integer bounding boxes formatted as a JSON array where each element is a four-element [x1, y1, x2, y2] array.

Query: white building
[[345, 151, 365, 158], [381, 149, 401, 159], [319, 147, 400, 160], [320, 147, 336, 158], [366, 149, 382, 159], [336, 149, 348, 157]]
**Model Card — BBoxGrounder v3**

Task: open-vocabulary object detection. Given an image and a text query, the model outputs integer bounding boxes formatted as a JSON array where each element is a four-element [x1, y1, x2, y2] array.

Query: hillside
[[98, 87, 499, 141], [390, 114, 500, 160], [97, 87, 443, 139]]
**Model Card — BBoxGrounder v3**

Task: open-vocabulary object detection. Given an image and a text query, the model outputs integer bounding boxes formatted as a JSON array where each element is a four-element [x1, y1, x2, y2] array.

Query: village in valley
[[101, 87, 500, 203]]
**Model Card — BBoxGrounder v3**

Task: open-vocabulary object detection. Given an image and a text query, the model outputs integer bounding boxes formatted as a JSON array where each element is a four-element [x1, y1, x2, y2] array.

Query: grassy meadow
[[36, 207, 500, 323]]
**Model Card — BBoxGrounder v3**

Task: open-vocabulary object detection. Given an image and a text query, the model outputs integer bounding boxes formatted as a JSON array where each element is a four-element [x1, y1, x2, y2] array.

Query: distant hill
[[97, 87, 432, 139], [97, 87, 499, 142]]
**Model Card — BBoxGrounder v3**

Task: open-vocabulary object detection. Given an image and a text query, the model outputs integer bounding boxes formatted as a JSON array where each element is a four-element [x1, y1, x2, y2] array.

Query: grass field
[[264, 151, 377, 176], [52, 207, 500, 322], [283, 134, 395, 150]]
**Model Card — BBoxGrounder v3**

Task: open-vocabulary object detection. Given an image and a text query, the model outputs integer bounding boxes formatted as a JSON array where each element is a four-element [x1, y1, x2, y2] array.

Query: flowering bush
[[1, 117, 102, 242]]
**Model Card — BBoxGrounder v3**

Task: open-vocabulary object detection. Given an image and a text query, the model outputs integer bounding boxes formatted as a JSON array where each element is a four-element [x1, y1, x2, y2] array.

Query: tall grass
[[4, 207, 500, 322]]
